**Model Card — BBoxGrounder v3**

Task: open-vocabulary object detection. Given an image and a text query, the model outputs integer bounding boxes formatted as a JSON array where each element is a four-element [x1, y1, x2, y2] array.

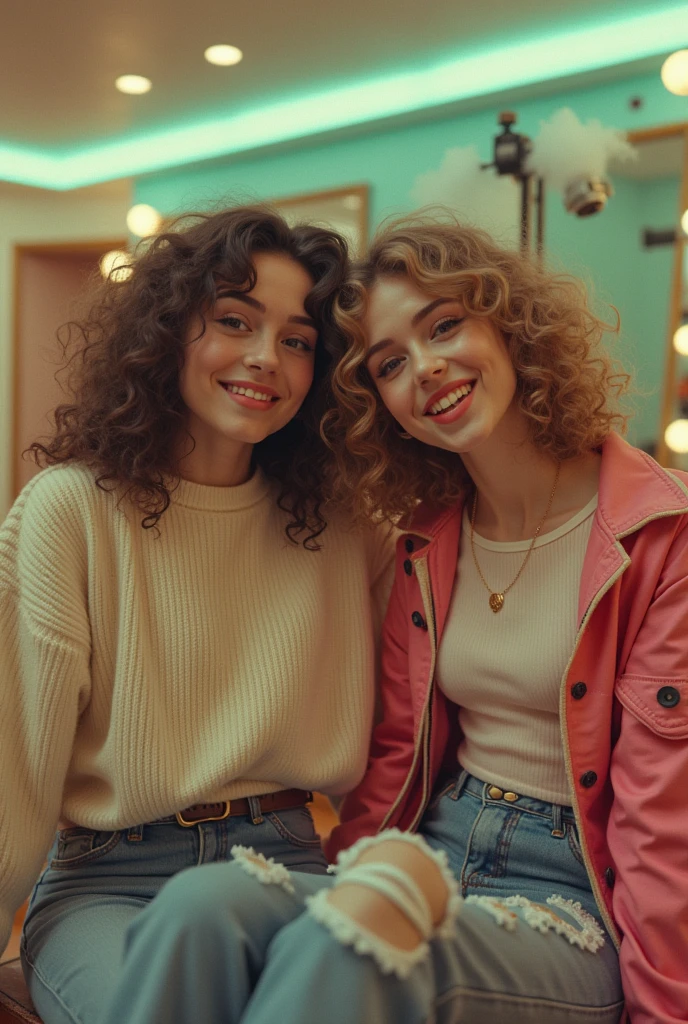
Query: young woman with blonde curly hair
[[309, 217, 686, 1024], [142, 217, 688, 1024], [0, 205, 396, 1024]]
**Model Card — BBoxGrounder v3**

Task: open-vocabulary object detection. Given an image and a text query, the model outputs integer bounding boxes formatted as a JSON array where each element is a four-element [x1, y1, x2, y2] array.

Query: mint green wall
[[135, 70, 685, 222], [545, 174, 680, 448], [134, 68, 686, 445]]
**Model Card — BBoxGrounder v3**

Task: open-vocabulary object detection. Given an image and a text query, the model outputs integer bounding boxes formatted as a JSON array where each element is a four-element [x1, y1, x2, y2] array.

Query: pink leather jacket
[[327, 433, 688, 1023]]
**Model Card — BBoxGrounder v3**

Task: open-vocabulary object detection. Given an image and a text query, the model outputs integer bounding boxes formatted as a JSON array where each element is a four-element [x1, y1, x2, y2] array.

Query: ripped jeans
[[91, 770, 623, 1024]]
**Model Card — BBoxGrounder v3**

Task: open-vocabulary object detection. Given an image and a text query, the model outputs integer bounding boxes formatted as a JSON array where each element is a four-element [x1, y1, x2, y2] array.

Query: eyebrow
[[216, 288, 317, 330], [365, 298, 454, 363]]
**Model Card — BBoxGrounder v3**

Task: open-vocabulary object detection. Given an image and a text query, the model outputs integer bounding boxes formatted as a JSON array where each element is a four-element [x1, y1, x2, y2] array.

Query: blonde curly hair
[[323, 214, 632, 524]]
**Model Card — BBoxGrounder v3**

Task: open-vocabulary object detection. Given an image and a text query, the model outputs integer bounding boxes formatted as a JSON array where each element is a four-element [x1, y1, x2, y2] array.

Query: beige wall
[[0, 181, 131, 518]]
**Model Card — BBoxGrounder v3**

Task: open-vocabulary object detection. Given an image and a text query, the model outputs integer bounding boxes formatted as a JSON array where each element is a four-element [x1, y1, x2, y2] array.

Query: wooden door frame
[[12, 239, 127, 498]]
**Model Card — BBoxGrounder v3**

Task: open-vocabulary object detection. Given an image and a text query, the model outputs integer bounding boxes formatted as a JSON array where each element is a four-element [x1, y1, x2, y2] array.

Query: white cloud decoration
[[528, 108, 637, 191], [410, 145, 520, 244]]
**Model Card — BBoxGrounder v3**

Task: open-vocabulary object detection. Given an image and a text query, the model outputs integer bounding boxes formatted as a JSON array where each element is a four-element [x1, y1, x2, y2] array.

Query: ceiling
[[2, 0, 686, 189]]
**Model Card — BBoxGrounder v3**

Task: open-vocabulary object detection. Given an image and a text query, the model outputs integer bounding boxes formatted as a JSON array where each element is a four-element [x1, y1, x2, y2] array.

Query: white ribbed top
[[436, 494, 598, 804], [0, 462, 395, 952]]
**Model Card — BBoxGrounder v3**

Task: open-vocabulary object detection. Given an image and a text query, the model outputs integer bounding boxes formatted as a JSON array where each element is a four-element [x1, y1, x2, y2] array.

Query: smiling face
[[178, 251, 318, 483], [363, 274, 521, 456]]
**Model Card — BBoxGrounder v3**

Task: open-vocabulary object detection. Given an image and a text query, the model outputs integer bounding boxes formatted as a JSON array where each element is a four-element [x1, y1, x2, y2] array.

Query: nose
[[413, 347, 447, 386], [243, 330, 280, 374]]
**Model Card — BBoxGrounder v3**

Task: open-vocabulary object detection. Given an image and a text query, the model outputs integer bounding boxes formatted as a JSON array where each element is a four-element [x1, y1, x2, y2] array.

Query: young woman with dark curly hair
[[0, 205, 395, 1024], [145, 217, 688, 1024]]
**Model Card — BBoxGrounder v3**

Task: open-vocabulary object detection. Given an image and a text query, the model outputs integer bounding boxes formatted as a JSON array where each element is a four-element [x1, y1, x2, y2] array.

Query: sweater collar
[[170, 467, 272, 512]]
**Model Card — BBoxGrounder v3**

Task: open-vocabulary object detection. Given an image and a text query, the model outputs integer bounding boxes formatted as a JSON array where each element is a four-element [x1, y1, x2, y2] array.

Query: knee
[[346, 837, 450, 933], [148, 861, 265, 937], [306, 829, 462, 978]]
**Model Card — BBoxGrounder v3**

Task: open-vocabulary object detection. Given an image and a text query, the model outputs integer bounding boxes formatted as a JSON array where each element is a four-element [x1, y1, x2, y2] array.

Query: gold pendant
[[489, 592, 504, 613]]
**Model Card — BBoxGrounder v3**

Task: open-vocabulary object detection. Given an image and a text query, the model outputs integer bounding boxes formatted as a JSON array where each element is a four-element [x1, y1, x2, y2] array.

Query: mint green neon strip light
[[2, 4, 686, 190]]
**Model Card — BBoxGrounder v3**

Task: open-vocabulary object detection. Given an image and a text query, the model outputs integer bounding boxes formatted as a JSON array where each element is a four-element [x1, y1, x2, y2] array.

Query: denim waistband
[[453, 769, 577, 829]]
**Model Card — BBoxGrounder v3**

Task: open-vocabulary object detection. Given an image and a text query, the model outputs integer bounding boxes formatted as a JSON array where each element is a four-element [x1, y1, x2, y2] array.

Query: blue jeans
[[83, 771, 624, 1024], [20, 803, 328, 1024]]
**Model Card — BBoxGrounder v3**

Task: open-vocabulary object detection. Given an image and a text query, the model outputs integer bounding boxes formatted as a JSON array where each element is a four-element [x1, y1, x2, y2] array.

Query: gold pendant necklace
[[470, 463, 560, 614]]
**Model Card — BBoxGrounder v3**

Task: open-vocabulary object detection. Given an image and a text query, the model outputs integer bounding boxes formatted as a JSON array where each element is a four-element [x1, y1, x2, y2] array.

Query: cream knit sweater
[[0, 462, 395, 951]]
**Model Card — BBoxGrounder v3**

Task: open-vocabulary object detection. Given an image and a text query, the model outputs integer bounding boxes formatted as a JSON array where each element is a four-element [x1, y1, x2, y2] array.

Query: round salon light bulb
[[204, 44, 243, 66], [674, 325, 688, 355], [665, 418, 688, 453], [661, 50, 688, 96], [115, 74, 152, 95], [126, 204, 162, 237], [681, 208, 688, 236], [100, 250, 133, 283]]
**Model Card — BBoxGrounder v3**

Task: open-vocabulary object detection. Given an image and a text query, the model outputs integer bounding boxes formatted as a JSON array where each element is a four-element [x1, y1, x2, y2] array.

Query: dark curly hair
[[323, 214, 632, 525], [28, 204, 349, 547]]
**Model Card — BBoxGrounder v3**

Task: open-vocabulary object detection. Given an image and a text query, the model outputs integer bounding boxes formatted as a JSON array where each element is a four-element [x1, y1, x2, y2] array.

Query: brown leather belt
[[171, 788, 312, 827]]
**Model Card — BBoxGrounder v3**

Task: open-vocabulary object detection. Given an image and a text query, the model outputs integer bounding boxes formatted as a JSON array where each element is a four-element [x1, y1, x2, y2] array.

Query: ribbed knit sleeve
[[0, 469, 92, 953]]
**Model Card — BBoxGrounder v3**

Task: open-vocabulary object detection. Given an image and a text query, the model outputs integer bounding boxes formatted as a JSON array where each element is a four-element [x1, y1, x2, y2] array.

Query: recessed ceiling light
[[204, 44, 243, 66], [661, 50, 688, 95], [116, 75, 152, 95], [126, 203, 163, 237]]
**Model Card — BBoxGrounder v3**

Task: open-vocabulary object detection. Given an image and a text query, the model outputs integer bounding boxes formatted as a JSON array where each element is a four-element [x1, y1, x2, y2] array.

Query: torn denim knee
[[306, 828, 463, 979], [307, 887, 430, 977], [230, 845, 296, 895], [464, 893, 606, 953], [330, 829, 463, 939]]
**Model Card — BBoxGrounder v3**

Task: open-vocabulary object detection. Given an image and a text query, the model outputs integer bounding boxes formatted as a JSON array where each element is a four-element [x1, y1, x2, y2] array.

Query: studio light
[[100, 250, 133, 283], [674, 325, 688, 356], [665, 418, 688, 453], [480, 108, 635, 255], [661, 50, 688, 96], [528, 108, 635, 218], [563, 178, 613, 217], [126, 204, 163, 237]]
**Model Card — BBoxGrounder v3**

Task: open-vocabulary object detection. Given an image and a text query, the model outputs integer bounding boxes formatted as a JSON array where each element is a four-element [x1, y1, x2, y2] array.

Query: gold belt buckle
[[175, 801, 231, 827]]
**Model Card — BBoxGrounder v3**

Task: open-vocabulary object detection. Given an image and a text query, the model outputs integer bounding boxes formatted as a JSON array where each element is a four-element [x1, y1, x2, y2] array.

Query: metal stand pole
[[535, 177, 545, 265], [520, 174, 531, 254]]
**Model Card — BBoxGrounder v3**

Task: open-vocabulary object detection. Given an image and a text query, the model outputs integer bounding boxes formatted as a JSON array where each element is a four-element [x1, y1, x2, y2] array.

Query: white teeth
[[223, 384, 275, 402], [427, 382, 473, 416]]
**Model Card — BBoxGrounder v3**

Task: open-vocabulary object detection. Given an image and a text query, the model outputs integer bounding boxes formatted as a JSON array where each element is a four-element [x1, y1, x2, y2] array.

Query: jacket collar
[[405, 431, 688, 551], [597, 431, 688, 535]]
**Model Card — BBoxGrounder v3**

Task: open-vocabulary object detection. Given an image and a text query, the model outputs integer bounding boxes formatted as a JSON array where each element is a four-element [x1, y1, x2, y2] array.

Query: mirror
[[273, 184, 368, 257], [543, 125, 686, 459], [652, 128, 688, 468]]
